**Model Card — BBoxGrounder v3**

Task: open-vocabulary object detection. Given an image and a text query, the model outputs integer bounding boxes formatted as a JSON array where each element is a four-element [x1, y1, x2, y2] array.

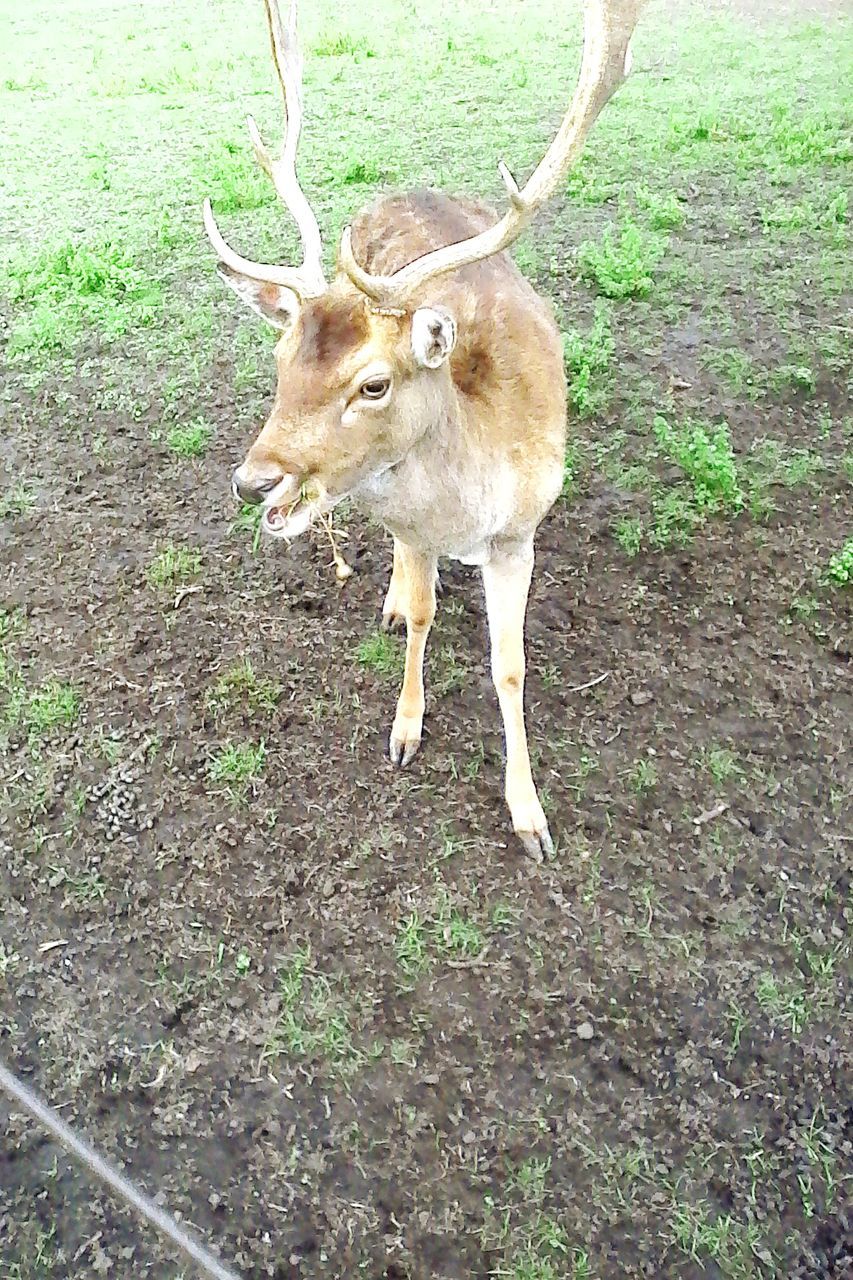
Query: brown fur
[[233, 187, 566, 854]]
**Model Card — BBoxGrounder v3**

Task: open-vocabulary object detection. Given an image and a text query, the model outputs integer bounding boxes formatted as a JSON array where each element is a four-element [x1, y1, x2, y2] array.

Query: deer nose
[[231, 467, 282, 505]]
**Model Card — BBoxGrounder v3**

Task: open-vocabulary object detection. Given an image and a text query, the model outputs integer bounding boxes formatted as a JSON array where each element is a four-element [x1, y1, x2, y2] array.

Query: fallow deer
[[204, 0, 643, 856]]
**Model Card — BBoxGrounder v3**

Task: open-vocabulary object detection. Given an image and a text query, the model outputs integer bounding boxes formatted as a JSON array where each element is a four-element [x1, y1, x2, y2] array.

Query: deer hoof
[[389, 721, 422, 768], [515, 825, 555, 860], [381, 609, 406, 633], [509, 795, 554, 860]]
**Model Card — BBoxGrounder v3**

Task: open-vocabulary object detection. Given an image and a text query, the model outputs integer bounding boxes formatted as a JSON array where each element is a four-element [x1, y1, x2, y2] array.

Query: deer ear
[[411, 306, 457, 369], [216, 263, 299, 330]]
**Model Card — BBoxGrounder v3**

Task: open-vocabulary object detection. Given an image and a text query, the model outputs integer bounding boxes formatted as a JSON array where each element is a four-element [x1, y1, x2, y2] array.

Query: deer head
[[204, 0, 642, 540]]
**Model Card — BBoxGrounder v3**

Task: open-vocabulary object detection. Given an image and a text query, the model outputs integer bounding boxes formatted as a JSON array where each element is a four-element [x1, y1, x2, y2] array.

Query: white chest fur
[[356, 449, 517, 565]]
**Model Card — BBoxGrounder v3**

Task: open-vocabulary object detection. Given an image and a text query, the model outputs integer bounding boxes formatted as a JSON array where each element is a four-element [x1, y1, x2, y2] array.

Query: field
[[1, 0, 851, 1276]]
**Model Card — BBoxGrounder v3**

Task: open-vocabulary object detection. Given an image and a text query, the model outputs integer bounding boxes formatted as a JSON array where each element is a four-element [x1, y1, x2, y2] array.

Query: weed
[[647, 490, 702, 549], [769, 362, 817, 396], [634, 184, 686, 230], [653, 416, 744, 511], [824, 538, 853, 586], [0, 483, 35, 519], [562, 303, 614, 417], [208, 740, 265, 788], [356, 630, 405, 678], [613, 516, 643, 557], [206, 659, 281, 716], [705, 746, 743, 785], [146, 543, 202, 589], [630, 758, 658, 792], [577, 218, 665, 299], [166, 417, 212, 458]]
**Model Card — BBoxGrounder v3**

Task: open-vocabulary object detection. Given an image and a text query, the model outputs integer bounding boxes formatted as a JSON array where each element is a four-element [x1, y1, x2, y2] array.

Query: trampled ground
[[1, 0, 851, 1277]]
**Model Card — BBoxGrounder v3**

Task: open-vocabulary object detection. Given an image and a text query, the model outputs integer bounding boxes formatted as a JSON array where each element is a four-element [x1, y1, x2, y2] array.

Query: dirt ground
[[1, 0, 852, 1277]]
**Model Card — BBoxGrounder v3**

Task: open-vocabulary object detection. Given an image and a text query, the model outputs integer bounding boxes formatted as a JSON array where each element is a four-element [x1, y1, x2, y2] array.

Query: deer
[[203, 0, 643, 857]]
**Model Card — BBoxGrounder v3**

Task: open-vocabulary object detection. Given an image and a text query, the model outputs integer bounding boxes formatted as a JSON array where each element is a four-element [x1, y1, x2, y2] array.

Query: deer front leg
[[389, 543, 437, 768], [482, 545, 553, 858], [382, 538, 408, 632]]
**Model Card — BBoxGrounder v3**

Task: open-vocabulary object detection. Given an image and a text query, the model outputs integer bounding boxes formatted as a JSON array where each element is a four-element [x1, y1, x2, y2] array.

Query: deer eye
[[360, 376, 391, 401]]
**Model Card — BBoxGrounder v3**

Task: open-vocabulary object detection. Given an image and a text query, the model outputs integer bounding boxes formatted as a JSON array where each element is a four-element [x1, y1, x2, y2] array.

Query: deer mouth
[[262, 482, 340, 540]]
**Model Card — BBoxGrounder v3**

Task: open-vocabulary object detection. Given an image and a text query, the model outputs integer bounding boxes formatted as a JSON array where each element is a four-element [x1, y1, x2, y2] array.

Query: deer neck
[[354, 374, 510, 563]]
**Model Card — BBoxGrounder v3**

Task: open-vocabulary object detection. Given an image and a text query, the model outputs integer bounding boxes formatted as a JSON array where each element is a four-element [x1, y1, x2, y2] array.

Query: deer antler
[[340, 0, 644, 307], [203, 0, 327, 300]]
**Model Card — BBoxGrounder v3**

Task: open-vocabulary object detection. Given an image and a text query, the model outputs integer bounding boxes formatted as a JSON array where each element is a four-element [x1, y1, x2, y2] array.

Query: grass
[[208, 740, 266, 795], [206, 659, 281, 716], [577, 218, 666, 299], [261, 946, 363, 1071], [165, 416, 213, 458], [145, 543, 202, 589], [562, 303, 613, 418], [824, 538, 853, 586], [25, 682, 79, 735], [356, 630, 405, 678], [0, 483, 35, 519], [4, 238, 161, 356]]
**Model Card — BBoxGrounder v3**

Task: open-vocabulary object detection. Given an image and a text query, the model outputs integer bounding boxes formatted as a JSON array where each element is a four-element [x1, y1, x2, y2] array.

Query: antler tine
[[203, 0, 327, 301], [253, 0, 326, 293], [340, 0, 644, 307]]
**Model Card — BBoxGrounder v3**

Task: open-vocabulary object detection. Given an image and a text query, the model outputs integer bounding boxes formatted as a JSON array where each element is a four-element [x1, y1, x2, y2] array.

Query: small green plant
[[397, 912, 429, 978], [209, 740, 266, 787], [196, 139, 271, 213], [312, 31, 373, 57], [25, 681, 79, 735], [613, 516, 643, 556], [755, 972, 811, 1035], [562, 303, 614, 417], [653, 416, 744, 511], [206, 659, 281, 716], [634, 184, 686, 230], [263, 946, 362, 1070], [0, 484, 35, 519], [647, 490, 702, 549], [630, 758, 658, 792], [824, 538, 853, 586], [166, 417, 212, 458], [231, 502, 264, 554], [577, 218, 665, 299], [770, 362, 817, 396], [705, 746, 743, 785], [356, 630, 405, 677], [146, 543, 202, 589], [342, 158, 384, 184]]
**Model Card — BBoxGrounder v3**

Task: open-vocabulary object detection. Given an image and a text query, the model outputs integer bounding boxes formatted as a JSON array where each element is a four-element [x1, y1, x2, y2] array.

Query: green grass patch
[[206, 659, 282, 716], [356, 630, 405, 678], [653, 416, 744, 512], [577, 219, 666, 299], [824, 538, 853, 586], [146, 543, 202, 589], [165, 417, 213, 458], [563, 303, 613, 418], [4, 238, 161, 356], [25, 681, 79, 735]]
